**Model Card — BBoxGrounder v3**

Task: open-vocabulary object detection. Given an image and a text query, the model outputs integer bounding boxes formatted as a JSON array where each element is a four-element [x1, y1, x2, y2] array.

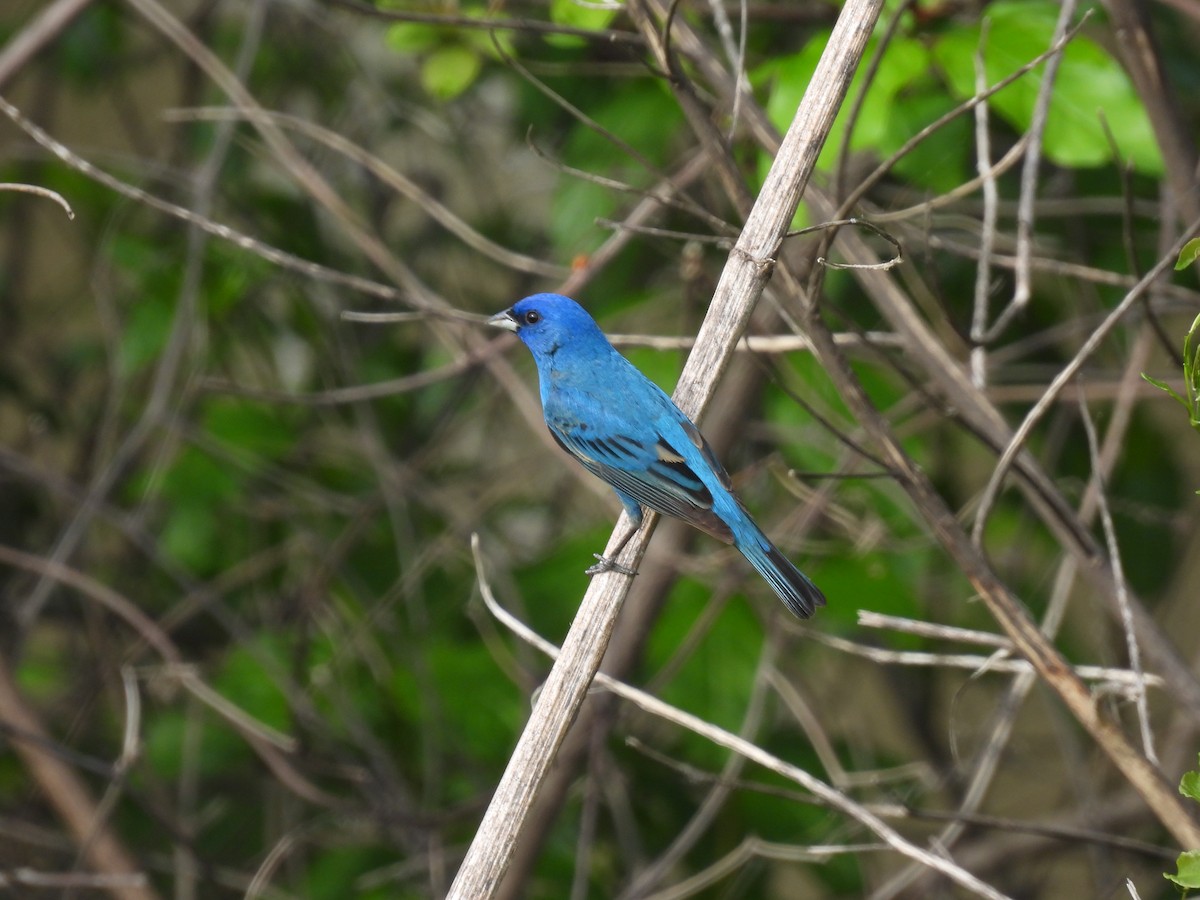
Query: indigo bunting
[[489, 293, 825, 618]]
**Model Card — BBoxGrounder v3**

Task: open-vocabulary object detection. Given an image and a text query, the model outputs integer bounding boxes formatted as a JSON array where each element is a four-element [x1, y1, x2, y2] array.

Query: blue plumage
[[489, 293, 825, 618]]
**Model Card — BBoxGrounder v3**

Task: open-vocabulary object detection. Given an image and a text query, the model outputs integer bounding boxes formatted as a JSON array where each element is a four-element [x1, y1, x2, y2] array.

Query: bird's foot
[[585, 554, 638, 577]]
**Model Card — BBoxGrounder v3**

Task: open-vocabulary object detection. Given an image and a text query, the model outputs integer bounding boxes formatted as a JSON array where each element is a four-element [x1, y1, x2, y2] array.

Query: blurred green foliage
[[0, 0, 1197, 897], [1166, 756, 1200, 891]]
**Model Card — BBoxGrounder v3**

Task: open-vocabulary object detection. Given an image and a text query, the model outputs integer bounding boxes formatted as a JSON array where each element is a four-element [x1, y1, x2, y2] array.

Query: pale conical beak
[[488, 309, 519, 333]]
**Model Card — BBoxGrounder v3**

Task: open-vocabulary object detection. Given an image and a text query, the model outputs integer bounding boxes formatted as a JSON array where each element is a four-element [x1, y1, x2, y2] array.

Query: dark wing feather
[[549, 422, 735, 543], [677, 418, 733, 491]]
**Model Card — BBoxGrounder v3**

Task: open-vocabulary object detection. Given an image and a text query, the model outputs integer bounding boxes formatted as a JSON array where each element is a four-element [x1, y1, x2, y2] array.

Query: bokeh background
[[2, 1, 1199, 898]]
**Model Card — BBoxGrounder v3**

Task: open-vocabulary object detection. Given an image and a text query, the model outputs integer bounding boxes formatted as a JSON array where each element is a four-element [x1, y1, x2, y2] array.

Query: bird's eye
[[522, 310, 541, 325]]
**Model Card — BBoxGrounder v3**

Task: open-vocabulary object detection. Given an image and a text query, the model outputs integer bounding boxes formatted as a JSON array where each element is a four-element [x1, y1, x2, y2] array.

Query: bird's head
[[488, 293, 606, 359]]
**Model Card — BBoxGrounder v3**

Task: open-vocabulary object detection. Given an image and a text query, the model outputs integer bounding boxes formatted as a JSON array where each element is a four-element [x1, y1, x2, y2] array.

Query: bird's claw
[[585, 554, 638, 577]]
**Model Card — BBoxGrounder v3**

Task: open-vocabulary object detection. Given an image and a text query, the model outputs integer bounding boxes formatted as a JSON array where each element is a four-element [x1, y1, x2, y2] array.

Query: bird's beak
[[487, 309, 519, 333]]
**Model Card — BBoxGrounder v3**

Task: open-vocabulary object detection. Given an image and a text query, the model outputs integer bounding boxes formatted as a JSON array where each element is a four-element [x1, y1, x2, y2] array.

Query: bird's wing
[[549, 417, 735, 544]]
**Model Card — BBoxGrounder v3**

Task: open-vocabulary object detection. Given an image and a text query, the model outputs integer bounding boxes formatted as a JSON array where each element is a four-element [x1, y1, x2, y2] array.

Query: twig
[[71, 667, 145, 883], [926, 233, 1200, 305], [969, 20, 997, 388], [986, 0, 1079, 340], [811, 217, 903, 270], [1077, 389, 1155, 762], [0, 181, 74, 217], [560, 150, 722, 296], [858, 611, 1010, 647], [812, 629, 1164, 694]]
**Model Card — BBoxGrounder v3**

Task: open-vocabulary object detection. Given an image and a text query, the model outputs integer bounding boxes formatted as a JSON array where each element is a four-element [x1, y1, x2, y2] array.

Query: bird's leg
[[585, 518, 641, 577]]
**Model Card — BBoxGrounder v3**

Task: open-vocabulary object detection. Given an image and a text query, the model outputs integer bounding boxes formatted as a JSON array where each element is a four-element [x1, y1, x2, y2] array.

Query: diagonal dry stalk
[[445, 1, 884, 895]]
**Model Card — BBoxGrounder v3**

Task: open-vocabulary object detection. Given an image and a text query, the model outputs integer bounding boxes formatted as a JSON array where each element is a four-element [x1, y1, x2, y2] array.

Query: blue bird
[[489, 293, 825, 618]]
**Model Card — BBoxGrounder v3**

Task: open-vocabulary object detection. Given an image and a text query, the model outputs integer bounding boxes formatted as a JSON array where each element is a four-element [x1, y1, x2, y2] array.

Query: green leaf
[[759, 33, 931, 175], [551, 82, 684, 254], [384, 21, 442, 53], [1181, 767, 1200, 804], [1165, 849, 1200, 889], [154, 446, 246, 572], [118, 296, 174, 375], [550, 0, 618, 30], [213, 638, 293, 734], [143, 713, 189, 778], [417, 640, 521, 763], [756, 29, 949, 225], [204, 251, 254, 317], [161, 501, 219, 571], [203, 398, 296, 463], [300, 847, 394, 900], [160, 446, 242, 505], [14, 633, 73, 703], [1178, 238, 1200, 271], [932, 1, 1163, 174], [646, 591, 762, 742], [144, 708, 253, 779], [1140, 372, 1186, 406], [546, 0, 618, 47], [420, 45, 481, 100], [59, 6, 125, 85], [886, 92, 972, 193]]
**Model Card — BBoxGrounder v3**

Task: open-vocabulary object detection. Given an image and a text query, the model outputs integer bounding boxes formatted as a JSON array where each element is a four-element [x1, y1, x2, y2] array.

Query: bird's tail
[[737, 534, 826, 619]]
